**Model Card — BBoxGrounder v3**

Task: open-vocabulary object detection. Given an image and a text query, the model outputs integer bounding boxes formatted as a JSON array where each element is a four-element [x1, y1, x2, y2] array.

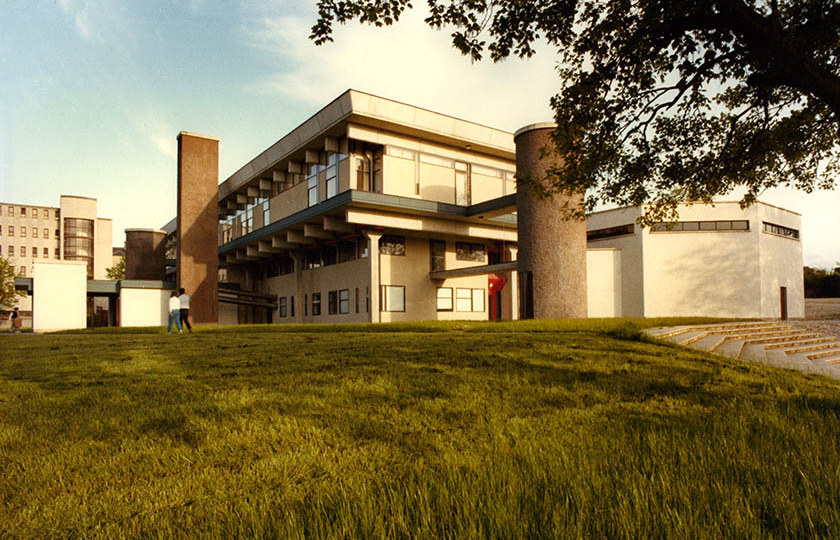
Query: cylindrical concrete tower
[[514, 123, 587, 319], [125, 229, 167, 280]]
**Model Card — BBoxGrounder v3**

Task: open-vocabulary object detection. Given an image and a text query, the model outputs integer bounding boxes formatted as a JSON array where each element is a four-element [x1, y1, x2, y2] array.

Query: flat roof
[[218, 90, 516, 201]]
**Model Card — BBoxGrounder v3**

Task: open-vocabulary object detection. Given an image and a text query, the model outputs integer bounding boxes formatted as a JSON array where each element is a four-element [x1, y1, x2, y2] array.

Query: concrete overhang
[[218, 190, 517, 256], [217, 90, 516, 204], [429, 261, 518, 280]]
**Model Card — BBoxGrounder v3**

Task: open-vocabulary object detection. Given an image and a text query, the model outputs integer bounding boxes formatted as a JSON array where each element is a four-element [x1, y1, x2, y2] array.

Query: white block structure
[[586, 201, 804, 319], [32, 261, 87, 331], [119, 285, 171, 327]]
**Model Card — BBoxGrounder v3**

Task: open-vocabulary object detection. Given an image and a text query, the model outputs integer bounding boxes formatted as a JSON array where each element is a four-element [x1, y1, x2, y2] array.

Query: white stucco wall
[[119, 288, 170, 327], [586, 249, 622, 317], [586, 206, 644, 316], [640, 202, 762, 318], [32, 261, 87, 331], [757, 203, 804, 318]]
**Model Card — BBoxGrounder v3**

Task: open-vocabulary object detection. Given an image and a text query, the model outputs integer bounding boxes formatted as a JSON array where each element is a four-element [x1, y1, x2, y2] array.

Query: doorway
[[780, 286, 788, 320]]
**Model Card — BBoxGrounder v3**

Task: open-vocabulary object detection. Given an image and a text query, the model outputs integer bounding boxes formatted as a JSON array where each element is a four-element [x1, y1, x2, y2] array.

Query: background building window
[[32, 247, 37, 258], [44, 228, 49, 239], [312, 293, 321, 316], [20, 227, 26, 237], [339, 289, 349, 314], [587, 224, 635, 241], [43, 247, 48, 258], [456, 242, 485, 262], [20, 208, 26, 217], [19, 246, 25, 257], [381, 285, 405, 312], [33, 228, 38, 238], [763, 221, 799, 239], [8, 226, 12, 236], [7, 246, 12, 256], [63, 217, 94, 278], [32, 209, 38, 218], [379, 235, 405, 256], [436, 288, 453, 311]]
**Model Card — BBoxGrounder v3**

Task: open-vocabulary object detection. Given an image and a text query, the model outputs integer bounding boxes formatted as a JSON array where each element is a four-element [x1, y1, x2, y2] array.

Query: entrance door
[[780, 286, 788, 320]]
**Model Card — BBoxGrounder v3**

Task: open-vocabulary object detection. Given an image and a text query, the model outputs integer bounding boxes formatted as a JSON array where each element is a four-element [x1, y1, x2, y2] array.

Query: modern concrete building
[[1, 195, 114, 325], [159, 89, 803, 324]]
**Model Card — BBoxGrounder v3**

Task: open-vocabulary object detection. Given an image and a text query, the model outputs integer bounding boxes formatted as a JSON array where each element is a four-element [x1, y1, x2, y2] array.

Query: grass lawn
[[2, 319, 840, 537]]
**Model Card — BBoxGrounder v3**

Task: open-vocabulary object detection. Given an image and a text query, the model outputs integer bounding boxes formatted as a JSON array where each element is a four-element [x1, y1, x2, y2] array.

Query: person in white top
[[179, 288, 193, 333], [167, 291, 182, 333]]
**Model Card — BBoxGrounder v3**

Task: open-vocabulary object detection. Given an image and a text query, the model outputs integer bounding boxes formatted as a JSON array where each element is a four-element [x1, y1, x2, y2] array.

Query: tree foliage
[[0, 257, 26, 310], [312, 0, 840, 221], [804, 265, 840, 298], [106, 255, 126, 281]]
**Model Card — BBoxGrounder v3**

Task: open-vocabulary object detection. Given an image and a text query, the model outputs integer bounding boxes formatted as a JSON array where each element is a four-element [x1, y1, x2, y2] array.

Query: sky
[[1, 0, 838, 268]]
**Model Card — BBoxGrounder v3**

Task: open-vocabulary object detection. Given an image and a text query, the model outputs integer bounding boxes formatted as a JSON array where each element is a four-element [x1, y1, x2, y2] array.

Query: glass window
[[455, 242, 485, 262], [436, 288, 453, 311], [279, 297, 287, 318], [44, 228, 49, 239], [328, 290, 338, 315], [381, 285, 405, 312], [7, 226, 12, 236], [19, 246, 25, 257], [587, 224, 635, 241], [290, 296, 295, 318], [20, 227, 26, 237], [471, 164, 504, 178], [43, 247, 48, 258], [55, 229, 60, 238], [322, 245, 337, 267], [419, 153, 454, 168], [306, 250, 321, 270], [32, 247, 37, 258], [20, 207, 26, 217], [8, 207, 13, 217], [33, 228, 38, 238], [312, 293, 321, 316], [32, 208, 38, 219], [263, 201, 270, 226], [308, 176, 318, 207], [55, 248, 60, 258], [339, 289, 349, 314], [379, 235, 405, 256], [430, 240, 446, 272], [472, 289, 485, 312], [7, 246, 12, 256], [456, 288, 472, 312], [19, 266, 25, 277]]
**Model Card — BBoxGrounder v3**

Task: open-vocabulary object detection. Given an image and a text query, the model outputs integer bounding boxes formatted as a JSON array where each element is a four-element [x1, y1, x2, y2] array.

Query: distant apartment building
[[1, 195, 113, 316]]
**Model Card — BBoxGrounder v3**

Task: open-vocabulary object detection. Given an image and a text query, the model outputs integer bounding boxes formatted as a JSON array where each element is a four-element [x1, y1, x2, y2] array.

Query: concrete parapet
[[514, 123, 587, 319]]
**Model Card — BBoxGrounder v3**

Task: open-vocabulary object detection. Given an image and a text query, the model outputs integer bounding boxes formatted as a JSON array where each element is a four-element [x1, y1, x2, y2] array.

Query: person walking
[[167, 291, 182, 333], [9, 307, 20, 334], [179, 288, 192, 333]]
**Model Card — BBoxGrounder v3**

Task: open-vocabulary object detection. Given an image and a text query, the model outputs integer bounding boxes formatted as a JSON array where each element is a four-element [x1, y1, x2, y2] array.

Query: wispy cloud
[[241, 5, 562, 132], [56, 0, 129, 45]]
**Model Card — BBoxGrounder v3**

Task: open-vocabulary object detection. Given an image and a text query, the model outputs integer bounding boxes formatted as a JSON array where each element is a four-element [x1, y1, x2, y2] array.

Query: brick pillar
[[177, 132, 219, 324], [514, 123, 587, 319], [124, 229, 166, 280]]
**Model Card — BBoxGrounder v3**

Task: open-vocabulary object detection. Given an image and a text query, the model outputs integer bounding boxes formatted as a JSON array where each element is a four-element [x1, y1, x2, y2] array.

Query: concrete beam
[[258, 239, 284, 253], [259, 179, 273, 191], [305, 149, 320, 164], [345, 209, 517, 242], [287, 230, 317, 245], [323, 215, 355, 233], [273, 170, 287, 183], [288, 161, 302, 174], [236, 193, 248, 204], [247, 186, 260, 198], [324, 137, 339, 153], [272, 236, 297, 250], [304, 223, 333, 240]]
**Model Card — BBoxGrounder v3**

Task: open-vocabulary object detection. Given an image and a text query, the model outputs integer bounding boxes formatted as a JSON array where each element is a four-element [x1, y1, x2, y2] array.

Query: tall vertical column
[[514, 123, 587, 319], [290, 250, 304, 323], [365, 230, 382, 323], [177, 131, 219, 324]]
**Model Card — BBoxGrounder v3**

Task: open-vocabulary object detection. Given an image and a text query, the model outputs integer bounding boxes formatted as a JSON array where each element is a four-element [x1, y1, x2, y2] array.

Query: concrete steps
[[645, 321, 840, 380]]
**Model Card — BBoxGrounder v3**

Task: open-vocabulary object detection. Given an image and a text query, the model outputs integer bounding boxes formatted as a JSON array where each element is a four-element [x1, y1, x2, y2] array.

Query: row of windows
[[435, 287, 485, 312], [763, 221, 799, 239], [277, 286, 489, 316], [587, 224, 635, 241], [64, 218, 94, 238], [650, 220, 750, 232], [0, 206, 59, 219], [2, 226, 59, 239], [4, 245, 57, 258], [379, 236, 487, 264]]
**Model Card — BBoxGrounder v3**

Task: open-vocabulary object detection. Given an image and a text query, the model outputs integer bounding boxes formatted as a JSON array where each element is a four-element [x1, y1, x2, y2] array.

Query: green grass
[[3, 319, 840, 537]]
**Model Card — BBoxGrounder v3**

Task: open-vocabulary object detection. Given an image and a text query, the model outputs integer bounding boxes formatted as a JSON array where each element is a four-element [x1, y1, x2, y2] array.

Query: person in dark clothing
[[178, 288, 192, 333]]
